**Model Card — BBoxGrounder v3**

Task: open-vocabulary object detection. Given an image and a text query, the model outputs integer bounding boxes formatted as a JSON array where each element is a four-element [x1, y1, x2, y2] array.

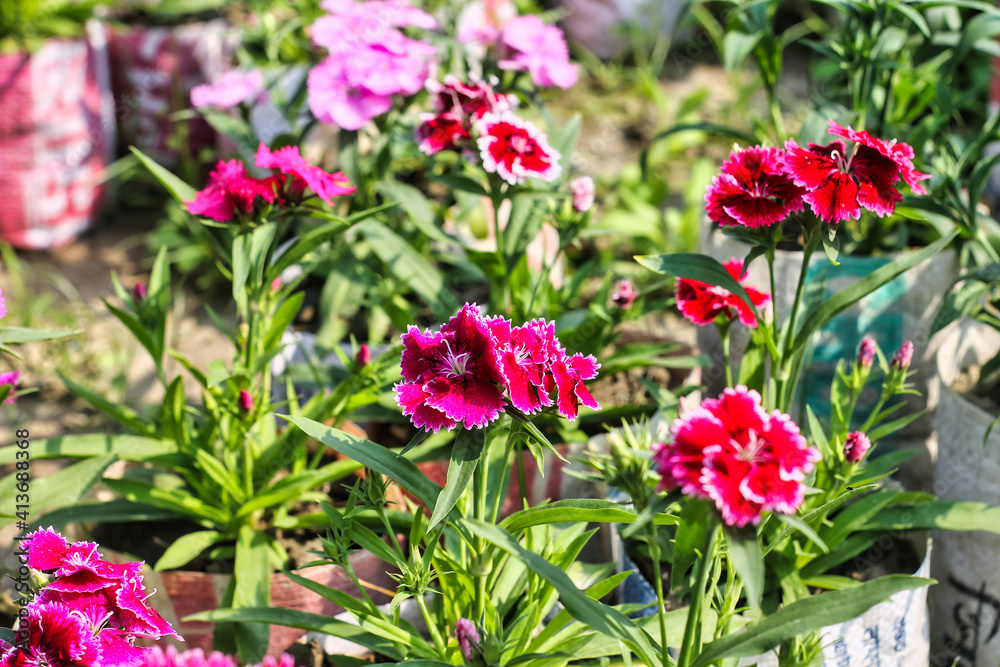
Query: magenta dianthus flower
[[255, 143, 355, 205], [891, 340, 914, 371], [185, 160, 275, 222], [653, 386, 819, 527], [844, 431, 872, 463], [455, 618, 480, 661], [0, 370, 19, 403], [498, 15, 578, 89], [704, 146, 805, 229], [857, 337, 876, 368]]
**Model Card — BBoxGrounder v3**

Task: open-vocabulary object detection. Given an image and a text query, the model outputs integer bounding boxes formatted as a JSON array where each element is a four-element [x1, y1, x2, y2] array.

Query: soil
[[952, 365, 1000, 415]]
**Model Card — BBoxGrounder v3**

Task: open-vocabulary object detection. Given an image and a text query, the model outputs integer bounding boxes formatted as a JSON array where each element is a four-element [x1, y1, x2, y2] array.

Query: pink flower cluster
[[0, 528, 180, 667], [675, 258, 771, 328], [0, 370, 18, 403], [705, 120, 930, 226], [186, 143, 355, 222], [308, 0, 437, 130], [141, 645, 293, 667], [498, 15, 579, 89], [415, 77, 561, 185], [653, 386, 820, 527], [190, 70, 263, 109], [395, 304, 599, 432]]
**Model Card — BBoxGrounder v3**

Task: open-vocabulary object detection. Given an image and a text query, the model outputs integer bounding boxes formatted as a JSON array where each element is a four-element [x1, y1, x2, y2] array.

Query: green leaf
[[640, 123, 759, 178], [776, 513, 829, 554], [861, 501, 1000, 533], [31, 500, 181, 529], [722, 31, 761, 72], [431, 173, 489, 197], [792, 231, 956, 352], [268, 219, 350, 282], [635, 253, 760, 324], [265, 292, 305, 352], [502, 499, 679, 534], [357, 219, 457, 320], [377, 180, 452, 244], [103, 478, 230, 526], [233, 525, 272, 665], [690, 575, 935, 666], [58, 373, 155, 437], [0, 434, 175, 464], [427, 427, 484, 530], [461, 519, 662, 667], [821, 233, 841, 266], [0, 327, 78, 345], [130, 147, 197, 203], [671, 499, 710, 592], [0, 455, 118, 529], [283, 415, 443, 509], [186, 607, 403, 660], [723, 524, 763, 609], [156, 530, 224, 571]]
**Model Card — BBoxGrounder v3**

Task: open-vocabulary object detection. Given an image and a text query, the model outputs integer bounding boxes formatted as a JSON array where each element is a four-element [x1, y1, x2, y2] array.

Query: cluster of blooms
[[653, 386, 820, 527], [190, 70, 264, 109], [705, 120, 930, 226], [308, 0, 437, 130], [186, 143, 355, 222], [395, 304, 599, 432], [675, 258, 771, 328], [141, 645, 293, 667], [0, 528, 180, 667], [415, 77, 561, 185]]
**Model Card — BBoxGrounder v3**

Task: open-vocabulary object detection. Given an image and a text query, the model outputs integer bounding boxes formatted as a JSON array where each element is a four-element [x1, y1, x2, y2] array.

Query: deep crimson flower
[[844, 431, 872, 463], [255, 144, 356, 206], [431, 75, 511, 119], [477, 112, 561, 184], [552, 353, 600, 421], [186, 160, 275, 222], [0, 370, 19, 403], [455, 618, 480, 661], [783, 121, 928, 223], [2, 601, 101, 667], [395, 304, 507, 432], [238, 389, 254, 413], [356, 344, 371, 368], [653, 386, 819, 527], [857, 337, 876, 368], [675, 258, 771, 328], [415, 112, 470, 155], [704, 146, 805, 229]]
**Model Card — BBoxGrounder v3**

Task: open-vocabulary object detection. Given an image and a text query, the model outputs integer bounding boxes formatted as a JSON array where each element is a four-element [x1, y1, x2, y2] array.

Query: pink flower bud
[[133, 282, 148, 302], [356, 344, 371, 368], [844, 431, 872, 463], [271, 276, 282, 292], [610, 279, 636, 309], [0, 287, 7, 320], [857, 337, 875, 368], [456, 618, 480, 661], [891, 340, 913, 371], [569, 176, 595, 212], [239, 389, 254, 413]]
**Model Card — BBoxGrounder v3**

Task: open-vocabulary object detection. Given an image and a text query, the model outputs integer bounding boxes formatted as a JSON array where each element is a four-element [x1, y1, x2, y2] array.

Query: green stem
[[677, 523, 719, 667], [473, 441, 490, 621], [416, 593, 449, 659], [776, 227, 820, 409], [718, 321, 733, 388], [645, 523, 670, 667], [343, 556, 378, 610]]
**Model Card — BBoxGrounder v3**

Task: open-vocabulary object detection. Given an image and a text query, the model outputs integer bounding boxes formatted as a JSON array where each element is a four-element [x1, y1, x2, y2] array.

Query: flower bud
[[891, 340, 913, 371], [610, 279, 637, 309], [857, 337, 875, 368], [133, 282, 148, 302], [844, 431, 872, 463], [270, 276, 282, 292], [569, 176, 595, 212], [238, 389, 254, 413], [0, 287, 8, 320], [356, 344, 371, 368], [455, 618, 480, 661]]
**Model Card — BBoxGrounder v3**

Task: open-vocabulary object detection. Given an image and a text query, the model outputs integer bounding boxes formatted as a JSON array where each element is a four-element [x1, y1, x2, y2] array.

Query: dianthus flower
[[488, 317, 559, 415], [0, 601, 100, 667], [308, 57, 395, 131], [185, 160, 275, 222], [653, 386, 820, 527], [416, 76, 511, 156], [255, 143, 355, 205], [457, 0, 516, 52], [569, 175, 595, 212], [782, 120, 929, 223], [610, 279, 636, 309], [857, 337, 876, 368], [395, 304, 507, 432], [844, 431, 872, 463], [0, 370, 19, 403], [704, 146, 805, 228], [552, 353, 600, 421], [190, 70, 263, 109], [455, 618, 481, 661], [675, 258, 771, 328], [477, 112, 561, 184], [141, 645, 295, 667], [891, 340, 914, 371], [415, 112, 469, 155], [498, 15, 579, 89]]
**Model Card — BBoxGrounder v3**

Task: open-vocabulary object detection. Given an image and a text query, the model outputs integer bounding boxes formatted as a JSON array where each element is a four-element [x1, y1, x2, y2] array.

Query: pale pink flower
[[191, 70, 264, 109], [456, 618, 480, 661], [457, 0, 517, 52], [569, 175, 595, 211], [499, 15, 579, 89], [308, 57, 395, 131]]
